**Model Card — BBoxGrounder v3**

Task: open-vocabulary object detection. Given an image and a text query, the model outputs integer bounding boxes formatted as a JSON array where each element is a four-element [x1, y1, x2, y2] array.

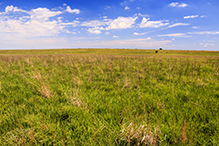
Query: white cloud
[[168, 23, 190, 28], [139, 17, 169, 28], [192, 26, 198, 29], [105, 6, 111, 10], [81, 19, 111, 27], [0, 19, 64, 37], [158, 31, 219, 39], [200, 43, 214, 47], [60, 20, 80, 27], [169, 2, 188, 7], [200, 15, 207, 18], [28, 8, 62, 22], [121, 1, 128, 6], [0, 7, 64, 38], [113, 35, 119, 38], [135, 13, 149, 17], [178, 3, 188, 7], [106, 16, 138, 30], [121, 0, 134, 6], [66, 6, 80, 14], [184, 15, 198, 19], [62, 29, 76, 34], [125, 6, 130, 10], [158, 33, 191, 37], [133, 32, 148, 35], [87, 28, 102, 34], [0, 5, 82, 39], [169, 2, 179, 7], [84, 16, 137, 34], [5, 5, 27, 13], [188, 31, 219, 35]]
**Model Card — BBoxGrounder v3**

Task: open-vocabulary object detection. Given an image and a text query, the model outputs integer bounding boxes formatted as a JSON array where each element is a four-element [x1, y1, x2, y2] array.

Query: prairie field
[[0, 49, 219, 145]]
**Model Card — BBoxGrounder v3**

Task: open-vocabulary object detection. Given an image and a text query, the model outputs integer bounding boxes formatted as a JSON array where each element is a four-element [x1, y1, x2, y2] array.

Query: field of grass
[[1, 48, 219, 57], [0, 49, 219, 145]]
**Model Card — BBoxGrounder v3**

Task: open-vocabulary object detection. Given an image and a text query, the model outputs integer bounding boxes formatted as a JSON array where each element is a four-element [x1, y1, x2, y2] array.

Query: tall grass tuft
[[120, 122, 160, 146]]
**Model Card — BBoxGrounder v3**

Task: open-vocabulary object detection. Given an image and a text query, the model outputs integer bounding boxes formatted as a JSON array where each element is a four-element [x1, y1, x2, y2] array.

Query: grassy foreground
[[0, 49, 219, 145]]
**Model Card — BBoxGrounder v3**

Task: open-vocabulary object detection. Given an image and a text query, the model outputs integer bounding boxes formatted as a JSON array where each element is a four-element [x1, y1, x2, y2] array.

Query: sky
[[0, 0, 219, 50]]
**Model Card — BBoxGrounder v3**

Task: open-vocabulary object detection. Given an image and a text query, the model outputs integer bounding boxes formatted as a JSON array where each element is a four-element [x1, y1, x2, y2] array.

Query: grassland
[[0, 49, 219, 145]]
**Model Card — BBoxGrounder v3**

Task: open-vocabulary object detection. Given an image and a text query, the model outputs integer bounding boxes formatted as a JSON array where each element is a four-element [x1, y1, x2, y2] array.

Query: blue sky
[[0, 0, 218, 50]]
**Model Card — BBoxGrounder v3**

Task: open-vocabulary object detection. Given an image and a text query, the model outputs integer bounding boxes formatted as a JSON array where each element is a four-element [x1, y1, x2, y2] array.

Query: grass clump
[[120, 122, 160, 146]]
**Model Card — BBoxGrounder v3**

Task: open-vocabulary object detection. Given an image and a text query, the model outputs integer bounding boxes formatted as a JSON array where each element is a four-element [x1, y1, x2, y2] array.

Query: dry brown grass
[[39, 85, 51, 98], [120, 122, 160, 146], [69, 97, 83, 107], [2, 128, 35, 145], [180, 120, 187, 144]]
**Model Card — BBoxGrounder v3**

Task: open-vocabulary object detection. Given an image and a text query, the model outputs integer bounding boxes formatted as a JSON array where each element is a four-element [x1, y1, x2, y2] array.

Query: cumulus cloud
[[28, 8, 62, 22], [0, 5, 81, 39], [66, 6, 80, 14], [168, 23, 190, 28], [0, 7, 63, 37], [169, 2, 188, 7], [169, 2, 179, 7], [83, 16, 138, 34], [139, 17, 169, 28], [113, 35, 119, 38], [178, 3, 188, 7], [0, 18, 64, 37], [125, 6, 130, 10], [106, 16, 138, 30], [5, 5, 27, 13], [183, 15, 198, 19], [87, 28, 102, 34]]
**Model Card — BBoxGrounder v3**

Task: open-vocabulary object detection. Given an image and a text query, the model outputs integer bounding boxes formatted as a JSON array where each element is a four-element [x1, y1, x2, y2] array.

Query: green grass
[[0, 49, 219, 145], [1, 48, 219, 56]]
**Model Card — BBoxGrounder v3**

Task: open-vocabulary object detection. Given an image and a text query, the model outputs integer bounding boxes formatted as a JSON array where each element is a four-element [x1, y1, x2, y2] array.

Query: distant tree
[[159, 48, 163, 50]]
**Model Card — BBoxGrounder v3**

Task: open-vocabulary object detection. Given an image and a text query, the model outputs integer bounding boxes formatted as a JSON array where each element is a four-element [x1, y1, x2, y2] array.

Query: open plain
[[0, 49, 219, 145]]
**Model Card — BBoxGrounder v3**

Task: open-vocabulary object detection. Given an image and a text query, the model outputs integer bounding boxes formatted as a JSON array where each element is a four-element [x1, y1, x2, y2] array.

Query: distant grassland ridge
[[0, 49, 219, 145], [0, 48, 219, 56]]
